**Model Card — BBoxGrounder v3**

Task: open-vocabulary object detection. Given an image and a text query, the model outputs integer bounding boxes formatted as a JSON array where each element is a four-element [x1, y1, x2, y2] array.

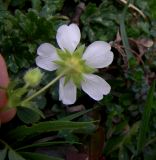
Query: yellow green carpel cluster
[[24, 68, 43, 87], [55, 45, 95, 86]]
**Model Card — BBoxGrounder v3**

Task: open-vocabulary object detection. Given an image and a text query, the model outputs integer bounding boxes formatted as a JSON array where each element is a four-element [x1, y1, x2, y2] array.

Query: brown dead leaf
[[66, 149, 88, 160], [112, 31, 154, 65], [66, 105, 85, 113], [89, 127, 105, 160], [111, 30, 129, 70], [129, 38, 153, 57]]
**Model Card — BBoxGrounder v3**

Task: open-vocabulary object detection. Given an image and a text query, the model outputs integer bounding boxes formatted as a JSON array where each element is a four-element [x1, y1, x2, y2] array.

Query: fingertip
[[0, 108, 16, 124]]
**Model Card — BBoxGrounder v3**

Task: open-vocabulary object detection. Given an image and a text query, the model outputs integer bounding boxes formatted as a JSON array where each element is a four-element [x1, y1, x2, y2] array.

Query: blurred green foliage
[[0, 0, 68, 73], [0, 0, 156, 160]]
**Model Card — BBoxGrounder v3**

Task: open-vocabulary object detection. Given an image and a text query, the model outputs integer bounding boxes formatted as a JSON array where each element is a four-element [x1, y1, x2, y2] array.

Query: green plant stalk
[[120, 0, 133, 62], [0, 71, 66, 113], [23, 69, 68, 103]]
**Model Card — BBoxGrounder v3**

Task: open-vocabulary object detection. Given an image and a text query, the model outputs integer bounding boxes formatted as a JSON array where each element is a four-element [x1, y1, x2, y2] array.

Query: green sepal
[[74, 44, 85, 58], [72, 73, 84, 87], [56, 48, 71, 60], [84, 65, 97, 74], [64, 75, 71, 85], [53, 60, 65, 67], [7, 80, 19, 94], [7, 86, 28, 107]]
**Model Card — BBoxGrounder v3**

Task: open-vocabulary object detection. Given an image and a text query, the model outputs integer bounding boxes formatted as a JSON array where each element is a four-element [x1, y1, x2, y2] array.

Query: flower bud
[[24, 68, 42, 87]]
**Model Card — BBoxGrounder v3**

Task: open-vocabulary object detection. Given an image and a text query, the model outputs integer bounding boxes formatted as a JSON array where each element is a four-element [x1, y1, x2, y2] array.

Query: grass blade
[[60, 106, 98, 121], [137, 80, 155, 154], [16, 141, 81, 151]]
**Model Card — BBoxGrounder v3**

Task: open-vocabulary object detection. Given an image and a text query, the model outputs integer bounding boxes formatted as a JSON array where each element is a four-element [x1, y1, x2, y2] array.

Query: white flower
[[36, 24, 114, 105]]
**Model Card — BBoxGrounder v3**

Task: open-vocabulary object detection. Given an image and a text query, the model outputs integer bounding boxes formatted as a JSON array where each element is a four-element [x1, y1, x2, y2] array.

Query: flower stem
[[23, 70, 67, 103]]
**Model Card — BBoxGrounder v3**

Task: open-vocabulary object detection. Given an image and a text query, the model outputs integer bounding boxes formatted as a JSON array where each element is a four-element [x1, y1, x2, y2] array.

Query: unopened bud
[[24, 68, 42, 87]]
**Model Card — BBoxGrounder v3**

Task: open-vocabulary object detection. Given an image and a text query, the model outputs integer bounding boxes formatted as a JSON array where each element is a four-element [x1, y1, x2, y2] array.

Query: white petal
[[36, 56, 58, 71], [37, 43, 59, 60], [82, 41, 114, 68], [59, 77, 77, 105], [81, 74, 111, 101], [56, 24, 80, 53]]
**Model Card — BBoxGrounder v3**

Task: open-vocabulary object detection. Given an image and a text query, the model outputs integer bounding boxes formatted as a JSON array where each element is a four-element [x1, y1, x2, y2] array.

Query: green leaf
[[58, 130, 79, 142], [16, 141, 81, 151], [8, 149, 26, 160], [21, 101, 45, 119], [41, 0, 65, 16], [25, 105, 45, 118], [20, 152, 63, 160], [34, 96, 47, 109], [137, 80, 155, 154], [104, 122, 139, 155], [31, 0, 42, 11], [17, 107, 41, 124], [6, 121, 95, 142], [81, 2, 118, 42], [148, 0, 156, 19], [104, 136, 124, 155], [0, 147, 7, 160]]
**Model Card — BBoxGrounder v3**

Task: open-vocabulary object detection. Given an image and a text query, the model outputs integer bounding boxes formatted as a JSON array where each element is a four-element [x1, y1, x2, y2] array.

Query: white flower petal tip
[[56, 23, 81, 53], [82, 41, 114, 68], [59, 77, 77, 105], [35, 56, 58, 71], [81, 74, 111, 101], [37, 43, 59, 60]]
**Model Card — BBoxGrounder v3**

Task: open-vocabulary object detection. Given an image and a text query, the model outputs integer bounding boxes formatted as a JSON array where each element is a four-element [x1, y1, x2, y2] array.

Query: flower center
[[65, 56, 84, 74], [55, 47, 95, 86]]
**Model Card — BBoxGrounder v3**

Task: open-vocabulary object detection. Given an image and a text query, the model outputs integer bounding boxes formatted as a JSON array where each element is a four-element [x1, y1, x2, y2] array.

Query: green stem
[[23, 70, 67, 103]]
